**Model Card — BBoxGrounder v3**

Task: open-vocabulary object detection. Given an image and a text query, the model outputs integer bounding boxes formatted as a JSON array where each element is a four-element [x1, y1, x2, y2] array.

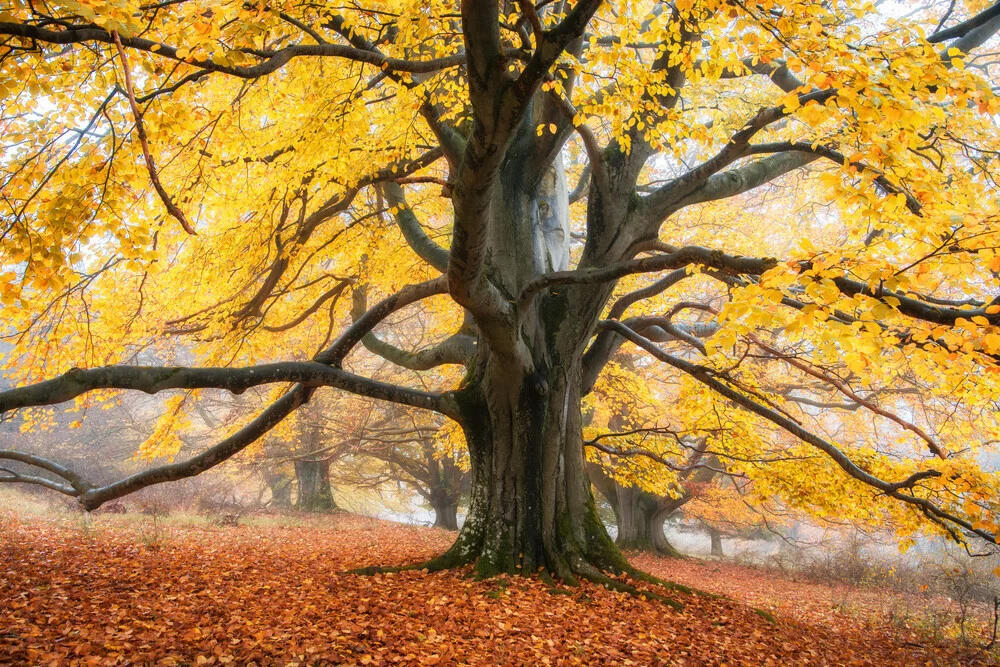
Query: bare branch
[[514, 0, 603, 101], [381, 183, 450, 272], [350, 283, 475, 370], [582, 269, 693, 392], [262, 280, 352, 333], [750, 334, 948, 459], [716, 58, 806, 93], [519, 245, 776, 309], [0, 22, 470, 77], [658, 151, 818, 216], [0, 467, 77, 495], [322, 276, 450, 367], [113, 32, 195, 234], [0, 451, 91, 493], [929, 1, 1000, 44], [639, 89, 835, 227], [747, 141, 922, 215], [0, 362, 449, 416], [0, 274, 466, 510]]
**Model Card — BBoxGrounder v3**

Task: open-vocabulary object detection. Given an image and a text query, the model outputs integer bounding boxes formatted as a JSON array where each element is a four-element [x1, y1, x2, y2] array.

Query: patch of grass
[[754, 608, 778, 624], [631, 567, 725, 599], [244, 514, 308, 529]]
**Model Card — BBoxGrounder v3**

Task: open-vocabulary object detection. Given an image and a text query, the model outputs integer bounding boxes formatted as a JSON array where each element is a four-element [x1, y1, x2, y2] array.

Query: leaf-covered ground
[[1, 511, 994, 666]]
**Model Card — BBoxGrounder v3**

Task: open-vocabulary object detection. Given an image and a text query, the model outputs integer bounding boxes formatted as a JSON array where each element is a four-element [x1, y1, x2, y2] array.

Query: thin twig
[[112, 32, 196, 235]]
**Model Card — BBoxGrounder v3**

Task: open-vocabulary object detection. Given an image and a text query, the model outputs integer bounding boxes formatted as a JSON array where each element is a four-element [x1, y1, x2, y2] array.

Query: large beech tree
[[3, 0, 1000, 584]]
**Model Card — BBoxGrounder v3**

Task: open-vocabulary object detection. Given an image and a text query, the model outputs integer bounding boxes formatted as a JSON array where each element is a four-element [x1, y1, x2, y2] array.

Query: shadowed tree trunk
[[613, 484, 659, 551], [709, 527, 724, 558], [342, 415, 467, 531], [293, 404, 338, 513], [295, 458, 337, 512], [650, 508, 687, 559], [263, 467, 293, 509], [430, 488, 459, 530], [589, 463, 688, 557], [428, 452, 463, 530]]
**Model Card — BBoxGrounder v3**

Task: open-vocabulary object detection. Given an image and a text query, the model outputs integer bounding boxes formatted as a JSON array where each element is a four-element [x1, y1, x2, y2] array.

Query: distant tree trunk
[[263, 467, 293, 509], [709, 527, 724, 557], [431, 496, 459, 530], [294, 459, 336, 512], [650, 508, 686, 559], [611, 484, 657, 551], [589, 464, 684, 556]]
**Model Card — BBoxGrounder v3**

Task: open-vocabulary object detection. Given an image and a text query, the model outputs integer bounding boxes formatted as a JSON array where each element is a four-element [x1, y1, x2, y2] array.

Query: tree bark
[[431, 498, 459, 530], [590, 464, 686, 557], [650, 508, 686, 559], [612, 485, 658, 551], [427, 456, 462, 530], [263, 467, 293, 509], [709, 527, 724, 558], [294, 459, 337, 512], [436, 368, 628, 580], [427, 143, 638, 580]]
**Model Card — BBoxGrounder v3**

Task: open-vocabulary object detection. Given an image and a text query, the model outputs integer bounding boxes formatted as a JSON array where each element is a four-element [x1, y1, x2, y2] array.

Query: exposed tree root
[[347, 551, 700, 612], [568, 557, 684, 610], [625, 564, 726, 599], [345, 545, 476, 576]]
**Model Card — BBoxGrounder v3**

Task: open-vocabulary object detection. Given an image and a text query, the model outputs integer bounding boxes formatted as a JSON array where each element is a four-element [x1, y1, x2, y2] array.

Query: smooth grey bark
[[590, 463, 687, 557]]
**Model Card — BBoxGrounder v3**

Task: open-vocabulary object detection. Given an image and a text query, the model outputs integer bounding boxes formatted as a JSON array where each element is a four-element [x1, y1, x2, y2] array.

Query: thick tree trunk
[[294, 459, 337, 512], [424, 445, 462, 530], [431, 363, 629, 581], [263, 467, 293, 509], [612, 485, 657, 551], [650, 508, 686, 559], [709, 527, 724, 558], [590, 467, 655, 552], [590, 464, 686, 557], [429, 142, 636, 581], [431, 499, 459, 530]]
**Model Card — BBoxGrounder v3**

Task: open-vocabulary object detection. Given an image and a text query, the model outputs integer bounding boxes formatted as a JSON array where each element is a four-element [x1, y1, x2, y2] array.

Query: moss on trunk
[[294, 459, 337, 513]]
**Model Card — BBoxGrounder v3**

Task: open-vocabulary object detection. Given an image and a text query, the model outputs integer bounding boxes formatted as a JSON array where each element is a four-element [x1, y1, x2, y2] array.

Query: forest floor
[[1, 505, 997, 666]]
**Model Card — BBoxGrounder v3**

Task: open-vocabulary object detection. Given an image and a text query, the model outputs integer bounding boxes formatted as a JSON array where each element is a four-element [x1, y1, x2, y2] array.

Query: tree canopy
[[2, 0, 1000, 578]]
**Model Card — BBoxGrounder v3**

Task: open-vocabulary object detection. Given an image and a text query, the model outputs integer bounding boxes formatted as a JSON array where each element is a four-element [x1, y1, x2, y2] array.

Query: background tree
[[2, 0, 1000, 586], [348, 419, 468, 530]]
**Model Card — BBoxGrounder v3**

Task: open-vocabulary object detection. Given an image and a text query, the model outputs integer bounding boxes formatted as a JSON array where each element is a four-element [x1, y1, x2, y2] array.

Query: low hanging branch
[[0, 276, 457, 510], [351, 283, 476, 371], [598, 319, 997, 547], [113, 32, 196, 235]]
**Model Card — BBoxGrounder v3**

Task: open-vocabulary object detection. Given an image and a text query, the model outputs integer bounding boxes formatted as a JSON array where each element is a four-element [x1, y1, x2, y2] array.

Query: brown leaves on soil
[[0, 513, 994, 666]]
